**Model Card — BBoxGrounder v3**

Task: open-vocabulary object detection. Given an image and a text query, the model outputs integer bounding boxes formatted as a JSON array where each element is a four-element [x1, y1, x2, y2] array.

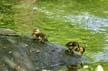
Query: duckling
[[65, 41, 85, 55], [32, 28, 48, 43], [65, 41, 85, 69], [65, 41, 80, 55]]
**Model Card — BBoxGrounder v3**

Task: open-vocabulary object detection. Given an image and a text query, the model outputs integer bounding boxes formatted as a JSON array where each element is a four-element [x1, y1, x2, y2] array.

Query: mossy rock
[[0, 28, 88, 71]]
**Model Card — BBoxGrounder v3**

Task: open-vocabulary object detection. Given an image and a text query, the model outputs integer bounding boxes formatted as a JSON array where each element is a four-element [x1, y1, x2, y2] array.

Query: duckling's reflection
[[67, 65, 81, 71]]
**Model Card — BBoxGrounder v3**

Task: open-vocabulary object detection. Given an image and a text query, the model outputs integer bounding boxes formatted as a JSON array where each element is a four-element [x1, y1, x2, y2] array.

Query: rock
[[0, 28, 88, 71], [0, 28, 19, 36]]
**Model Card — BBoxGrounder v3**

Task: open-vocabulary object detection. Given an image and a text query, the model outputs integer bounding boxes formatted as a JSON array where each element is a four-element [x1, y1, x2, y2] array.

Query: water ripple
[[92, 52, 108, 62], [64, 13, 108, 31]]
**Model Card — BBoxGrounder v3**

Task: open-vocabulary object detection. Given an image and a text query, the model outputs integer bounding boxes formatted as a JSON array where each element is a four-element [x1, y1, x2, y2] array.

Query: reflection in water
[[64, 13, 108, 31], [33, 7, 108, 33], [67, 65, 80, 71], [92, 52, 108, 62]]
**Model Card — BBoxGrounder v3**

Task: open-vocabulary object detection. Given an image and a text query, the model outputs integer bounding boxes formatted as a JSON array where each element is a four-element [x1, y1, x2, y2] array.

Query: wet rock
[[0, 28, 19, 36], [0, 28, 88, 71]]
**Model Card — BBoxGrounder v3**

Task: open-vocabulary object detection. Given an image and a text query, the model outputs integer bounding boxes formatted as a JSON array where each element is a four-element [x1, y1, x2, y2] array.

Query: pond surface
[[64, 13, 108, 31], [63, 13, 108, 62], [14, 0, 108, 70]]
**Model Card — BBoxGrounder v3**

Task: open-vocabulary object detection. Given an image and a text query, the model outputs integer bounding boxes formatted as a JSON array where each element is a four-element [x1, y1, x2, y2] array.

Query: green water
[[1, 0, 108, 71], [22, 0, 108, 71]]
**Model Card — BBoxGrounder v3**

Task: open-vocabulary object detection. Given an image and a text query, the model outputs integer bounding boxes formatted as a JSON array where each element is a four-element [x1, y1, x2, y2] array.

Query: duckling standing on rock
[[32, 28, 48, 43], [65, 41, 80, 55], [65, 41, 85, 56], [65, 41, 86, 71]]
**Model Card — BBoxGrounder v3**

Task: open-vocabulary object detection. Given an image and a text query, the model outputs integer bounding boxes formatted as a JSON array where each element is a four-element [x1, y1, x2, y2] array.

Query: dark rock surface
[[0, 28, 88, 71]]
